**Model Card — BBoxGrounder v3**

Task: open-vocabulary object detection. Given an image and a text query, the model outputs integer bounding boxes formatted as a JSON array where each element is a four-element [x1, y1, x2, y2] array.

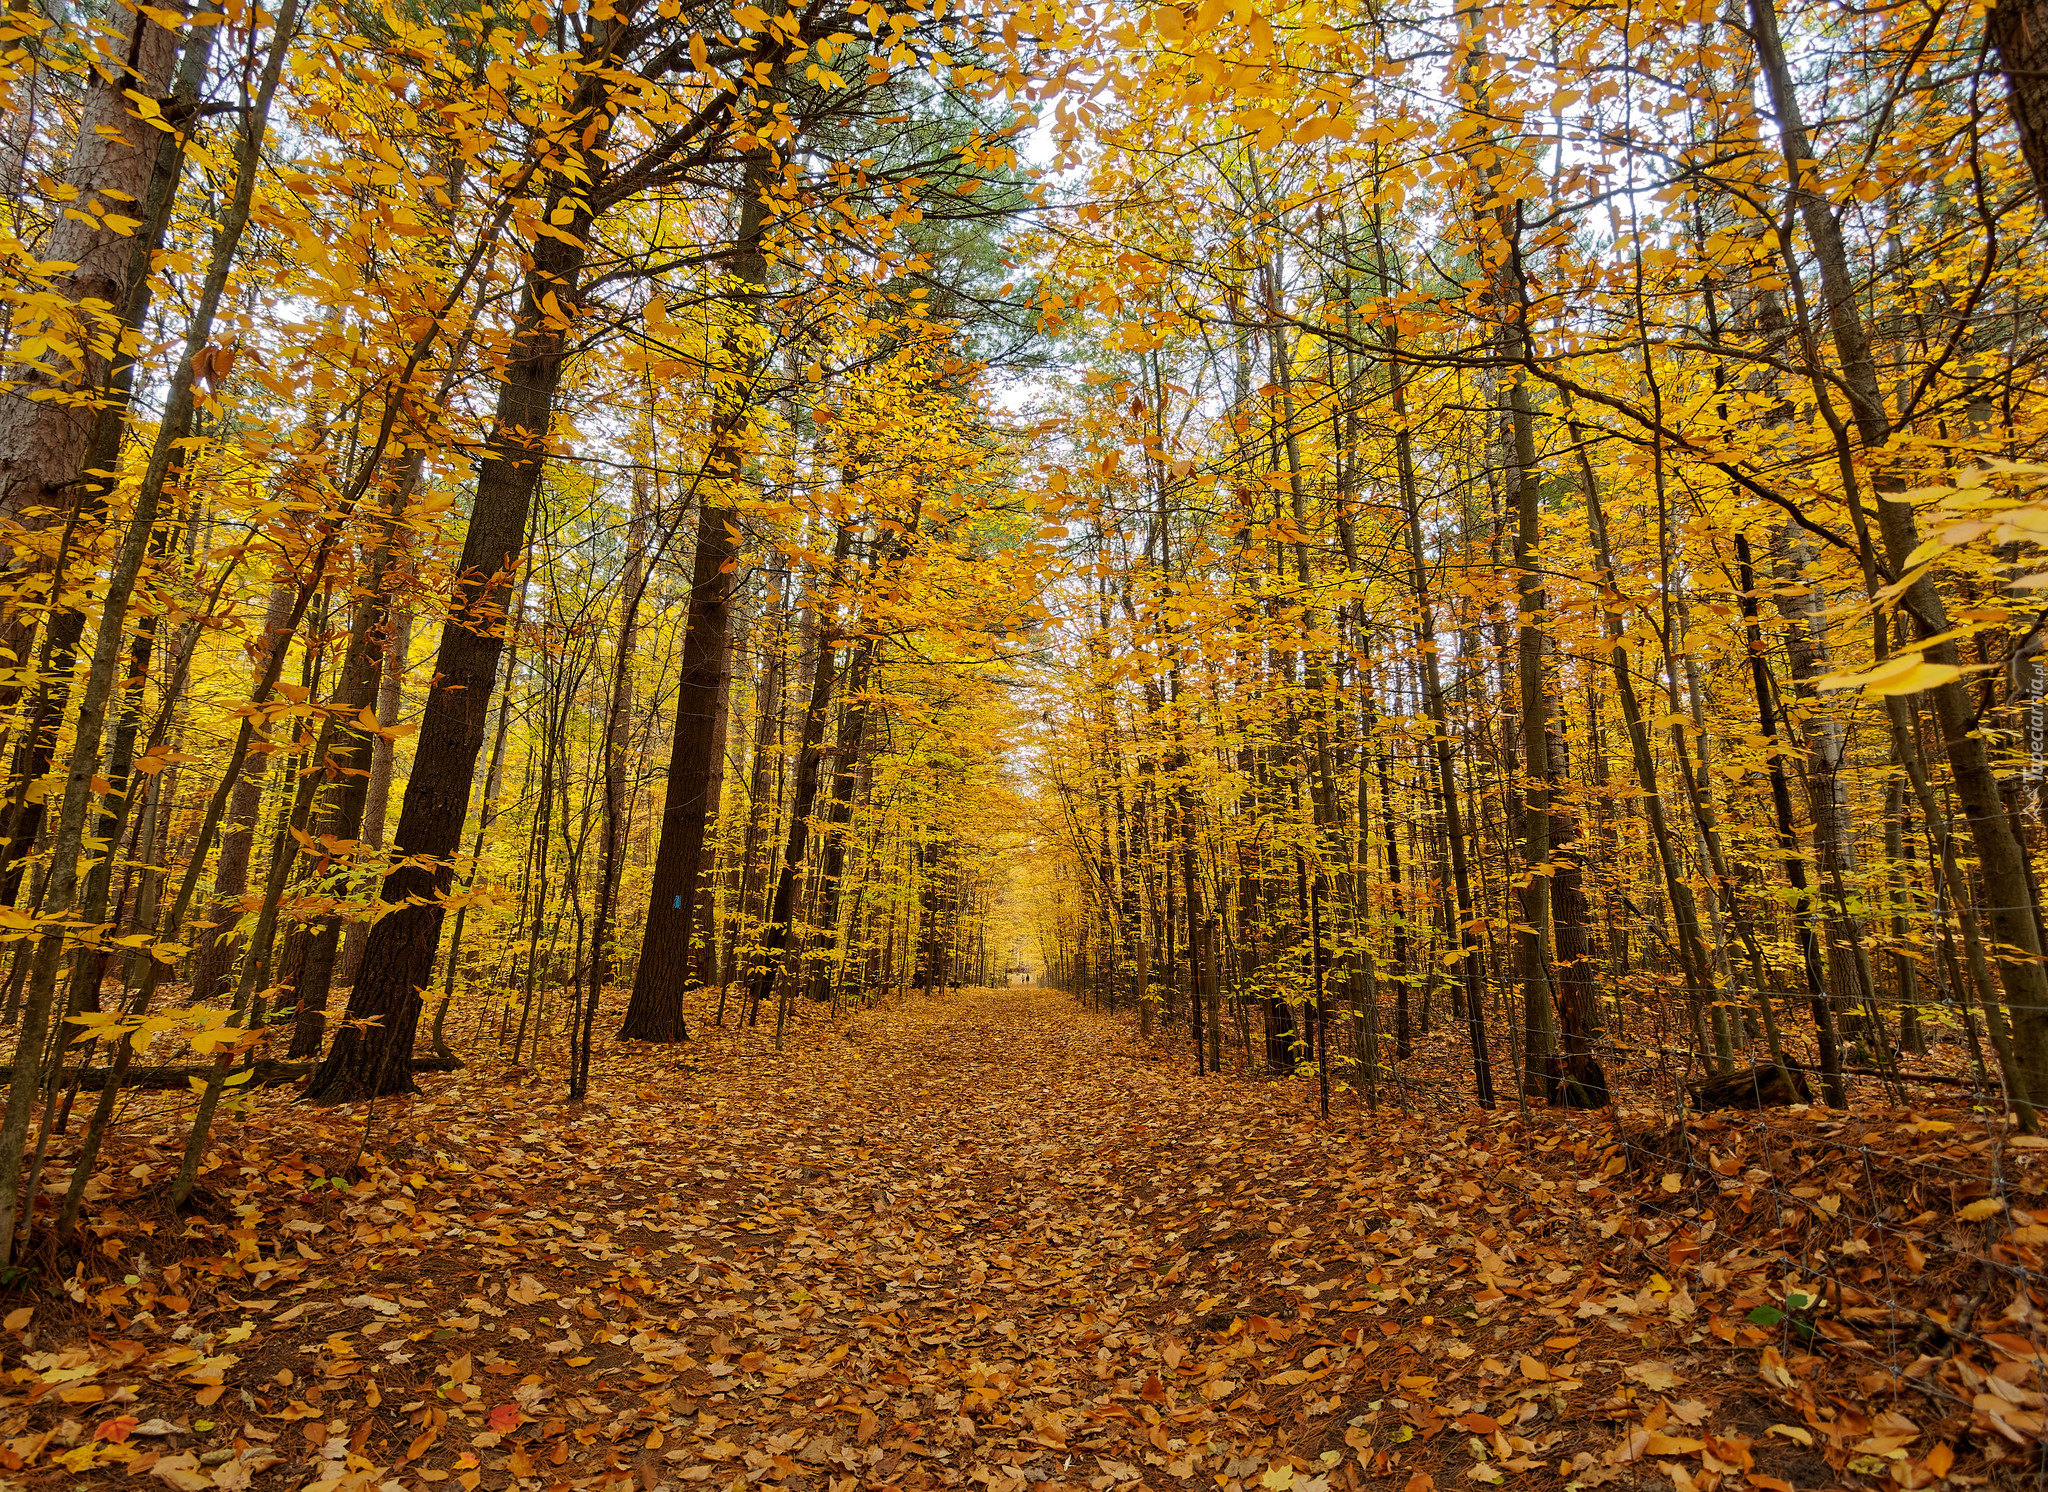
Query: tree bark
[[336, 601, 408, 988], [1989, 0, 2048, 209], [804, 621, 877, 1003], [288, 471, 415, 1058], [618, 152, 771, 1042], [0, 0, 297, 1252], [307, 127, 605, 1100], [0, 5, 181, 554], [1752, 0, 2048, 1099], [752, 524, 852, 1040], [0, 19, 203, 902]]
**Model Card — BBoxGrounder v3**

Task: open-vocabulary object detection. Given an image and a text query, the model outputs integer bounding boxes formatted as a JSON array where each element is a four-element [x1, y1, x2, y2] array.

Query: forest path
[[28, 989, 1876, 1492]]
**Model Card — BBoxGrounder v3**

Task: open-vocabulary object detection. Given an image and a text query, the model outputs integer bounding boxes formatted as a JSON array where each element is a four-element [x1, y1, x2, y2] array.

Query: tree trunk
[[0, 0, 297, 1250], [0, 18, 201, 903], [617, 500, 740, 1040], [688, 594, 733, 988], [1988, 0, 2048, 209], [288, 472, 415, 1058], [0, 5, 181, 556], [804, 624, 877, 1003], [1752, 0, 2048, 1099], [600, 469, 649, 990], [1735, 531, 1846, 1104], [723, 571, 783, 999], [752, 525, 852, 1039], [617, 151, 771, 1042], [306, 144, 602, 1100], [336, 602, 408, 987], [1545, 722, 1606, 1107]]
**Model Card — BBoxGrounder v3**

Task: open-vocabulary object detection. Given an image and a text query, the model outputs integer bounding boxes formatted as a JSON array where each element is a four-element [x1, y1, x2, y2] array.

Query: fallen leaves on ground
[[0, 989, 2041, 1492]]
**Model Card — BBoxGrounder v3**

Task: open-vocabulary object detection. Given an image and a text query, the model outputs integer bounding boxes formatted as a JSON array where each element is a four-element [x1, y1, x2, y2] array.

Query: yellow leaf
[[1816, 653, 1961, 697], [1871, 662, 1964, 695], [1959, 1197, 2005, 1222], [1641, 1432, 1703, 1455], [1902, 535, 1949, 568], [1759, 1345, 1794, 1389]]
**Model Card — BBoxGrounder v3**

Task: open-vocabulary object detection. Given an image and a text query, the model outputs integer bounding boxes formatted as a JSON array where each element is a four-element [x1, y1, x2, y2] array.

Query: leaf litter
[[0, 989, 2042, 1492]]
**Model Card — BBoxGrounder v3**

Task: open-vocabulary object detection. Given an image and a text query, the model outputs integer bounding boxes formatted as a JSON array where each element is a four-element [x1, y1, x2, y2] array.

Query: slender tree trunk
[[754, 523, 853, 1042], [1751, 0, 2048, 1098], [337, 602, 408, 987], [1375, 215, 1492, 1107], [189, 584, 294, 998], [723, 563, 784, 1002], [805, 622, 877, 1002], [1734, 532, 1844, 1102]]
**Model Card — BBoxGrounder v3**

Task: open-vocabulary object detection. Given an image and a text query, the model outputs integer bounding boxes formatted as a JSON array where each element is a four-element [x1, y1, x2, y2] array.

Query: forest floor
[[0, 987, 2043, 1492]]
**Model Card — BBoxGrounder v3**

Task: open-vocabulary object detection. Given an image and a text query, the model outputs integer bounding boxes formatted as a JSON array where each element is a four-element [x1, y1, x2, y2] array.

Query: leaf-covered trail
[[12, 988, 2022, 1492]]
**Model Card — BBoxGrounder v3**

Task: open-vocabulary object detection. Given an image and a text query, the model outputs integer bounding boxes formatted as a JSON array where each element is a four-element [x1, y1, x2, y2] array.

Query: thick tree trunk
[[688, 604, 732, 987], [1509, 392, 1555, 1096], [618, 155, 771, 1042], [1, 0, 297, 1246], [0, 21, 201, 902], [288, 477, 413, 1058], [307, 181, 597, 1100], [1989, 0, 2048, 209], [617, 499, 739, 1040], [0, 6, 180, 551]]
